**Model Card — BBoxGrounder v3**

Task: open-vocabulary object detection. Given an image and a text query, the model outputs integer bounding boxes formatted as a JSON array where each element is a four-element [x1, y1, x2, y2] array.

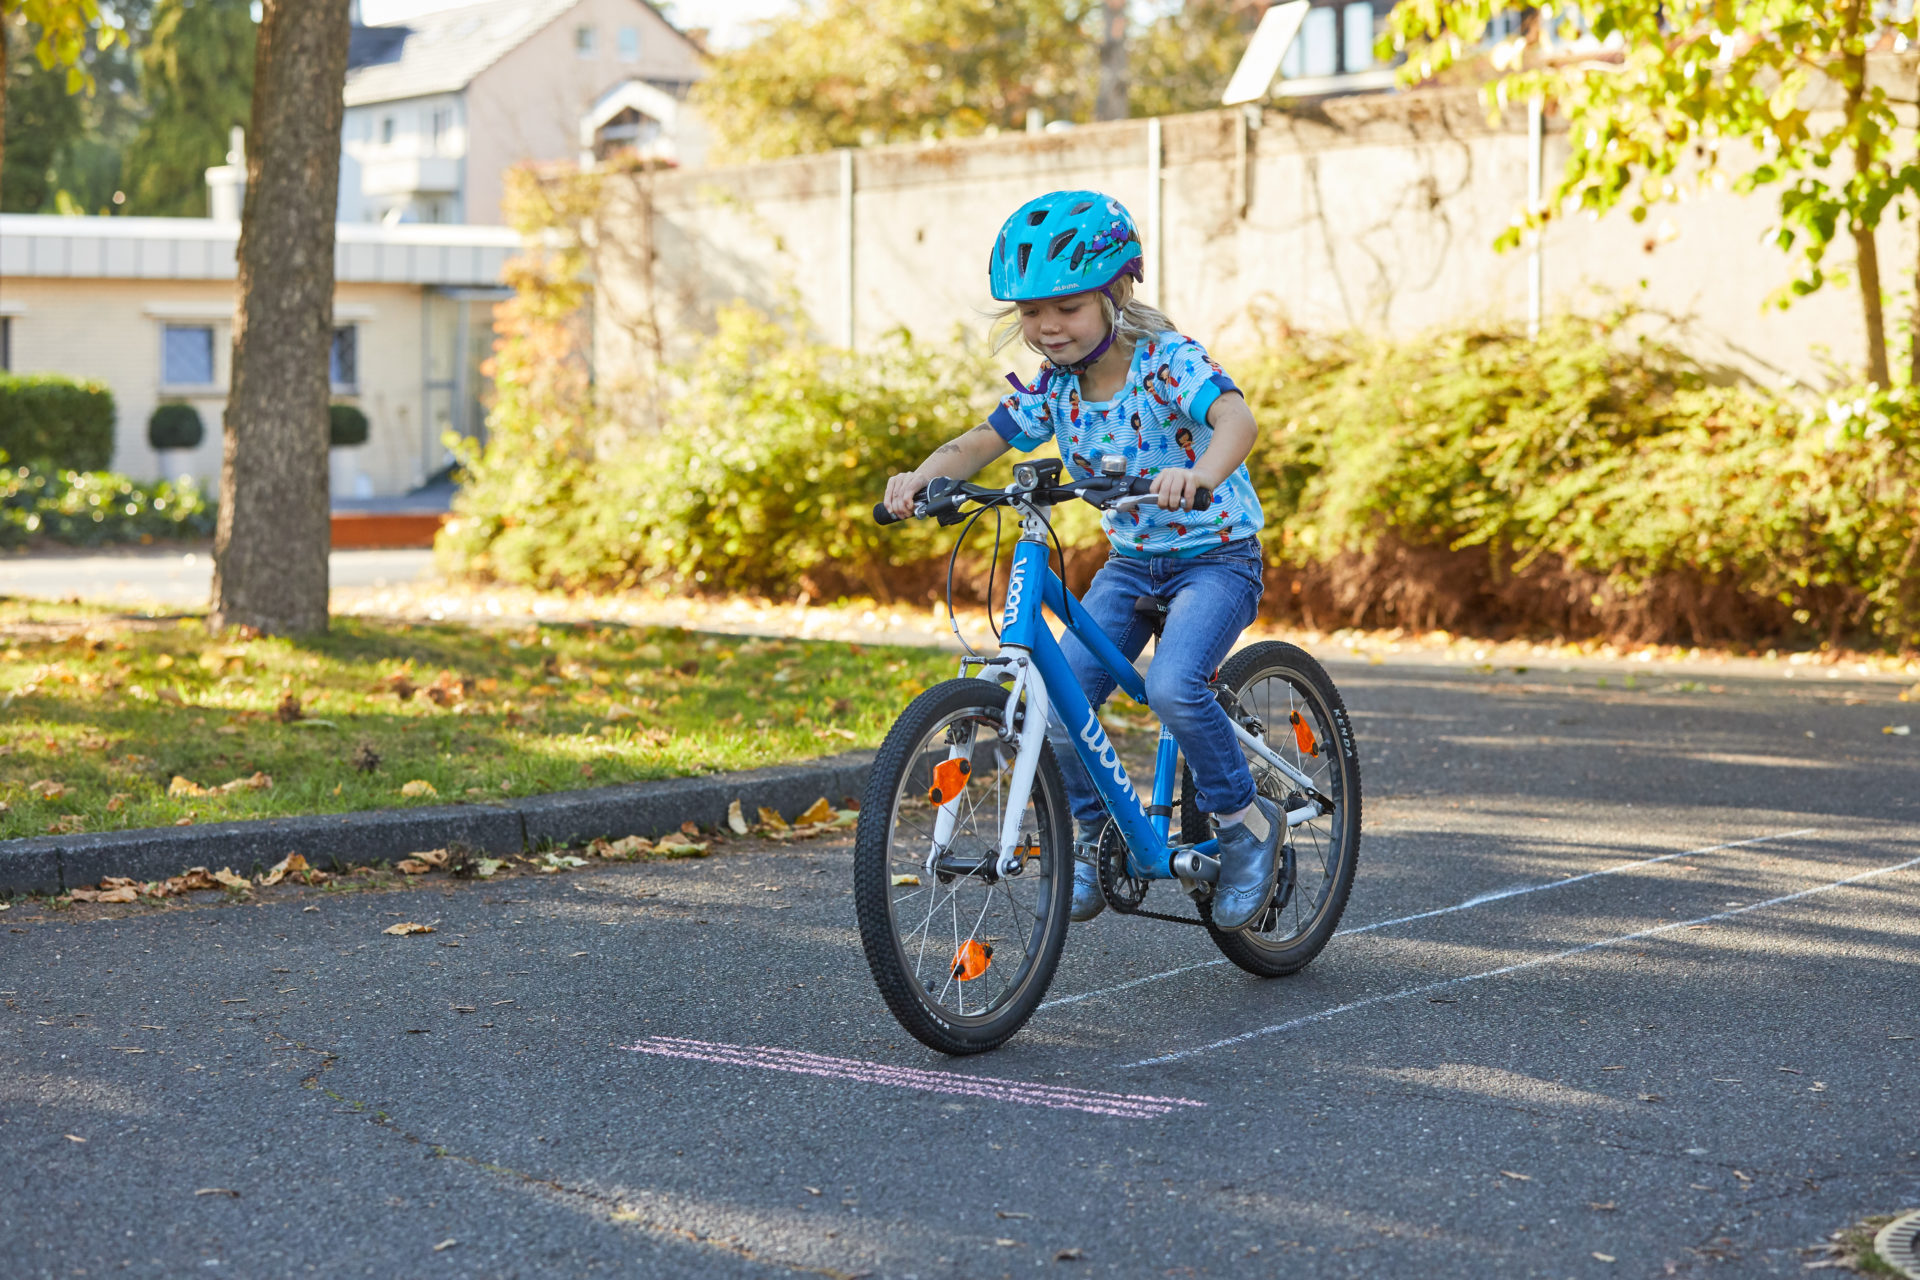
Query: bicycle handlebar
[[872, 474, 1212, 526]]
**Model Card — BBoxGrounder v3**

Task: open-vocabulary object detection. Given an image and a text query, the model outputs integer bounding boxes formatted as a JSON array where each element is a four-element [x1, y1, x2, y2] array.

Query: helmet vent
[[1026, 209, 1049, 226], [1069, 242, 1086, 270], [1017, 243, 1033, 276], [1068, 201, 1092, 214], [1046, 230, 1076, 261]]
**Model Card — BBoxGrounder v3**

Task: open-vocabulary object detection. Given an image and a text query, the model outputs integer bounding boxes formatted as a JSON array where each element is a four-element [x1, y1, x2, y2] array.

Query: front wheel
[[853, 678, 1073, 1055], [1181, 642, 1362, 977]]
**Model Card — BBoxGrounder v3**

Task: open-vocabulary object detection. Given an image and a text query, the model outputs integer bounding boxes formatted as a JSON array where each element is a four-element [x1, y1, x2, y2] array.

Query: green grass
[[0, 600, 955, 841]]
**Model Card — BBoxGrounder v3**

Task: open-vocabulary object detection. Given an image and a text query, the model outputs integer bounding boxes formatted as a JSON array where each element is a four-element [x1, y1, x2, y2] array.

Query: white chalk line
[[1123, 850, 1920, 1068], [1038, 828, 1816, 1011], [622, 1036, 1205, 1117]]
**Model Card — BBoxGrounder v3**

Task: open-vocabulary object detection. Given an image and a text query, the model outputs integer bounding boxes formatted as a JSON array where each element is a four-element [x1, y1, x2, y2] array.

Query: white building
[[0, 214, 519, 499], [341, 0, 706, 227]]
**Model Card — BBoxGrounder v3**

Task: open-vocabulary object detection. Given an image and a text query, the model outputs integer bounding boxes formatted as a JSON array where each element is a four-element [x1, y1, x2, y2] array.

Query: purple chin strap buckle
[[1004, 284, 1123, 396]]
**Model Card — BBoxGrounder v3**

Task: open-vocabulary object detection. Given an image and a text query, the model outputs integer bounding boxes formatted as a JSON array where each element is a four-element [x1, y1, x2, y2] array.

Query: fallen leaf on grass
[[46, 814, 86, 834], [218, 772, 272, 794], [156, 686, 183, 706], [400, 780, 438, 798], [396, 859, 432, 875], [275, 693, 304, 723], [28, 779, 68, 800], [726, 799, 750, 835], [382, 922, 434, 936], [386, 673, 418, 701], [604, 702, 637, 721]]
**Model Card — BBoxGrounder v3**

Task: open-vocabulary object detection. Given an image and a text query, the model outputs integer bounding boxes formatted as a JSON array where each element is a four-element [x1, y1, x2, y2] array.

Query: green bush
[[148, 402, 206, 452], [0, 374, 117, 471], [442, 300, 1920, 649], [330, 403, 370, 448], [0, 465, 216, 548]]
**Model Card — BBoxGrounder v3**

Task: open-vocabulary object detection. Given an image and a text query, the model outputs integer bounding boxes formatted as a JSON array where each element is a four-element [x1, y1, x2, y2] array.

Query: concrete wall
[[466, 0, 700, 227], [0, 278, 429, 496], [595, 89, 1888, 417]]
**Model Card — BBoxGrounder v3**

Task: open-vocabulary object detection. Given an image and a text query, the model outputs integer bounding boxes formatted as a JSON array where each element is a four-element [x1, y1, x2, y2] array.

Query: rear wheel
[[1180, 642, 1361, 977], [853, 679, 1073, 1055]]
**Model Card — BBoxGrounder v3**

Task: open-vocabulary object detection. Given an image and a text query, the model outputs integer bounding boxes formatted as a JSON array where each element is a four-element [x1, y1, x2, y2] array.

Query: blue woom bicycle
[[856, 457, 1362, 1054]]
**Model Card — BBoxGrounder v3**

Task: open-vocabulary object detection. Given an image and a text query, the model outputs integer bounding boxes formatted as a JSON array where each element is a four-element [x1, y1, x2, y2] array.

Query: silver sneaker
[[1210, 796, 1282, 931], [1069, 840, 1106, 922]]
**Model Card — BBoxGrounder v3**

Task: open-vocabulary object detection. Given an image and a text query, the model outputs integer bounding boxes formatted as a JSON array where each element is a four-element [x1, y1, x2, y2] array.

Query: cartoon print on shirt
[[993, 331, 1263, 556]]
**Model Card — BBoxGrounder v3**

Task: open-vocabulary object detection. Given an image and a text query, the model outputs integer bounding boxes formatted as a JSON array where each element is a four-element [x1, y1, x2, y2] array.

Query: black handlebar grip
[[872, 501, 904, 526], [1122, 476, 1214, 510]]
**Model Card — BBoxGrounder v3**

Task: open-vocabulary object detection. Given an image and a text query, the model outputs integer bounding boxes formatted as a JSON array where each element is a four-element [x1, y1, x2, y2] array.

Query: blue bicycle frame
[[978, 514, 1217, 883]]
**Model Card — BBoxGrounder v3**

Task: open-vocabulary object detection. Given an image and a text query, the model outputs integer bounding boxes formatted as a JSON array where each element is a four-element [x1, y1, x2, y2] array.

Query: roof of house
[[0, 215, 522, 288], [344, 0, 583, 107]]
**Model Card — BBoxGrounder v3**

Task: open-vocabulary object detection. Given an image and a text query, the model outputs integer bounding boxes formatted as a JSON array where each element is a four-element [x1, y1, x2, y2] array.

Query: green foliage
[[693, 0, 1099, 161], [1387, 0, 1920, 382], [1236, 313, 1920, 646], [147, 401, 204, 451], [1129, 0, 1266, 118], [2, 0, 117, 94], [2, 12, 83, 210], [0, 465, 214, 546], [329, 402, 368, 448], [0, 372, 115, 470], [123, 0, 253, 216]]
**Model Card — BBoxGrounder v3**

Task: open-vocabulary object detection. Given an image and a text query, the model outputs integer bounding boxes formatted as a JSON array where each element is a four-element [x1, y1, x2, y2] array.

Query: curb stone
[[0, 751, 874, 896]]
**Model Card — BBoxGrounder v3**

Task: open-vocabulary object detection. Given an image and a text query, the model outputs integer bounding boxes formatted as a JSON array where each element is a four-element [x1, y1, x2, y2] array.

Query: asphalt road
[[5, 656, 1918, 1278]]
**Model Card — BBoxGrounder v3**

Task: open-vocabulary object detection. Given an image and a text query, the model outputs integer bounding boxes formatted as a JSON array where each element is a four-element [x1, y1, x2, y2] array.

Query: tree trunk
[[1, 13, 12, 193], [210, 0, 351, 635], [1094, 0, 1127, 121], [1842, 8, 1889, 387]]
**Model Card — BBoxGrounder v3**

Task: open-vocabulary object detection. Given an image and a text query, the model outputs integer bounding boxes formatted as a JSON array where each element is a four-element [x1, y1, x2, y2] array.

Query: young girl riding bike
[[881, 190, 1280, 931]]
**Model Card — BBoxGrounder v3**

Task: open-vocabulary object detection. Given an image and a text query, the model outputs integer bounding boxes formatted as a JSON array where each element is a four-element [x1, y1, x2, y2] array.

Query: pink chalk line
[[621, 1036, 1205, 1118]]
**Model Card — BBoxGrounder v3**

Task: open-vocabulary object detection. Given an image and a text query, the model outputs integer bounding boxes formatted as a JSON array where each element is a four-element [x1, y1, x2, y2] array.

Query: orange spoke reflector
[[1289, 711, 1319, 757], [927, 756, 973, 806], [951, 939, 992, 982]]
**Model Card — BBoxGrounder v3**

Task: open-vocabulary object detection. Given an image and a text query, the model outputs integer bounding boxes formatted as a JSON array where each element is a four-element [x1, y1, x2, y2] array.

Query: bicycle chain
[[1095, 820, 1208, 928]]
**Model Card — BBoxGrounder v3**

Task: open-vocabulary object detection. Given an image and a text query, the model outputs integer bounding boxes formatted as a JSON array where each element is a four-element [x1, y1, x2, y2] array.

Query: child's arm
[[882, 422, 1010, 518], [1150, 394, 1254, 512]]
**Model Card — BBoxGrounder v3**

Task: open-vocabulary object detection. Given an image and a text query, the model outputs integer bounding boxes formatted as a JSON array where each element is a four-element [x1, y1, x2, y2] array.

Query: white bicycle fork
[[927, 649, 1049, 878]]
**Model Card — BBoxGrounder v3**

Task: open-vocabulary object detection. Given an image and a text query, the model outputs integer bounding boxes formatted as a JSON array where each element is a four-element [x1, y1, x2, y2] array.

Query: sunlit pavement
[[5, 657, 1917, 1277], [0, 547, 438, 609]]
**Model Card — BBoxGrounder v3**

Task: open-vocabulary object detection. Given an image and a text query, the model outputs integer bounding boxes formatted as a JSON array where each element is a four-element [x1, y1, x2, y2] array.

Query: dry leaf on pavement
[[400, 780, 438, 798], [259, 853, 316, 887], [410, 849, 449, 868], [211, 868, 251, 891], [757, 806, 789, 832], [396, 859, 432, 875], [795, 796, 835, 826], [1885, 725, 1912, 736], [654, 840, 710, 859], [591, 835, 654, 860], [726, 799, 750, 835], [382, 921, 434, 935]]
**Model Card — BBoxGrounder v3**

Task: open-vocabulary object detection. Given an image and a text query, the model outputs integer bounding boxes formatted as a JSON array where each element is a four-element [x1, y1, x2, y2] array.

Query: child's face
[[1019, 290, 1107, 365]]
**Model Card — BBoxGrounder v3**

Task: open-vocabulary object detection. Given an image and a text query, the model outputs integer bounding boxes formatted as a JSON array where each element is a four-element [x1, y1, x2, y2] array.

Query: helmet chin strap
[[1004, 286, 1119, 396]]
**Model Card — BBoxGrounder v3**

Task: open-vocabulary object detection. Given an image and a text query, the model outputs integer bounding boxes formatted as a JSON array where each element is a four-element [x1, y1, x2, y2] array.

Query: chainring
[[1094, 819, 1150, 913]]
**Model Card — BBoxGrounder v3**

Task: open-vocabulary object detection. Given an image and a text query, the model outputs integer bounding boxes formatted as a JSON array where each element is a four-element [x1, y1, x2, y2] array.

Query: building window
[[162, 323, 216, 388], [331, 326, 359, 393], [380, 114, 396, 145], [617, 25, 639, 61], [431, 107, 453, 152], [575, 24, 597, 57], [1343, 2, 1377, 72]]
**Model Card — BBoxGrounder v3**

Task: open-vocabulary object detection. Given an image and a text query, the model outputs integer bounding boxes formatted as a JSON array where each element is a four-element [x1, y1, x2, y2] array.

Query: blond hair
[[989, 275, 1178, 360]]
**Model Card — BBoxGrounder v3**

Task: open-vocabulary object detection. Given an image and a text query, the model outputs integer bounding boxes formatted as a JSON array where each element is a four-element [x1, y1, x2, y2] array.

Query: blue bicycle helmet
[[989, 190, 1144, 302]]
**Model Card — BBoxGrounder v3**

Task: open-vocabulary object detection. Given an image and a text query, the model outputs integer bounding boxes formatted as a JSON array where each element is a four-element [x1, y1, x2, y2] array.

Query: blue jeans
[[1046, 539, 1266, 836]]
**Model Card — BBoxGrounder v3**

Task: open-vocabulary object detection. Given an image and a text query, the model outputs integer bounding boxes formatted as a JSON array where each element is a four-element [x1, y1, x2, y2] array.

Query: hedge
[[0, 374, 116, 471], [0, 465, 216, 548], [148, 402, 206, 452], [329, 403, 370, 448], [439, 304, 1920, 650]]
